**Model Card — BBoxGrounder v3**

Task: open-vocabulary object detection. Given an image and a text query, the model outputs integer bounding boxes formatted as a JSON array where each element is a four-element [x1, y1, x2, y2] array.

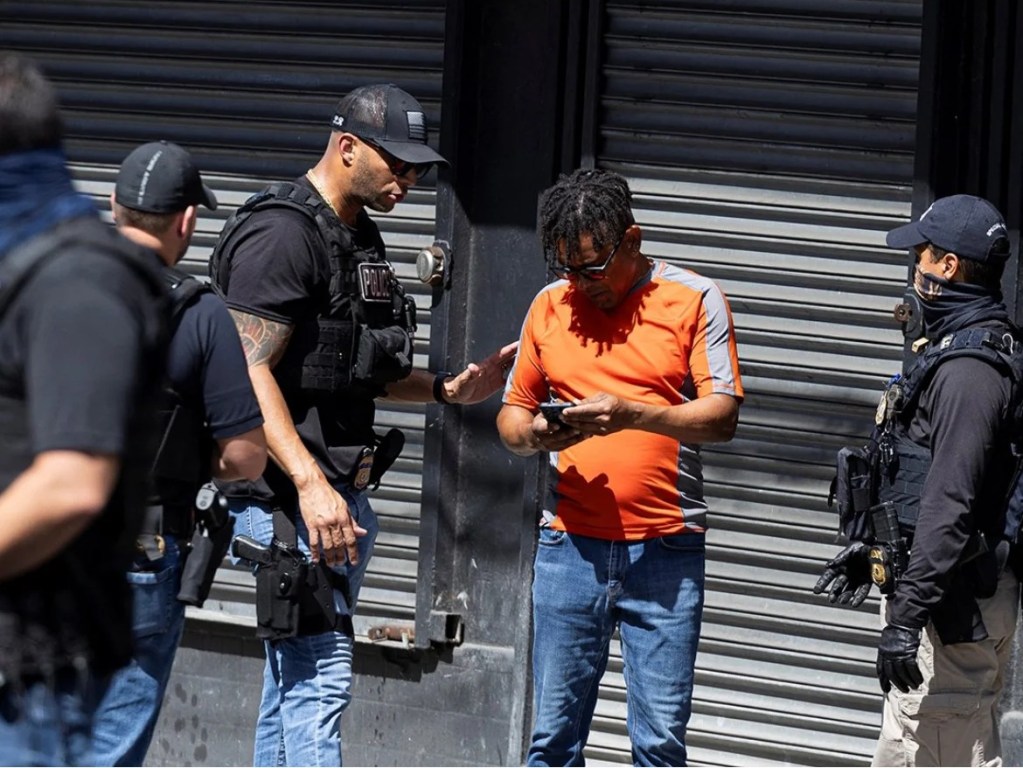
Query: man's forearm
[[0, 451, 119, 580], [211, 426, 268, 482], [497, 405, 541, 457], [630, 393, 739, 443], [381, 368, 436, 403], [248, 365, 323, 489]]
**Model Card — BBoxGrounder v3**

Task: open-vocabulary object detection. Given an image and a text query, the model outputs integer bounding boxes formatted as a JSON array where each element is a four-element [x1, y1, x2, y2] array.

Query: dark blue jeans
[[91, 535, 186, 766], [0, 667, 109, 767], [528, 528, 705, 767]]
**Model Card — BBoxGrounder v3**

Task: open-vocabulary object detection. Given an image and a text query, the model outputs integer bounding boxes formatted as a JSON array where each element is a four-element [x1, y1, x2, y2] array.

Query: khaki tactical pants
[[873, 570, 1020, 767]]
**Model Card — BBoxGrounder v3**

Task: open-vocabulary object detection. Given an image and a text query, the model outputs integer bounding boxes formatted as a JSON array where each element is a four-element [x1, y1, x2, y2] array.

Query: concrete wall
[[146, 620, 526, 767]]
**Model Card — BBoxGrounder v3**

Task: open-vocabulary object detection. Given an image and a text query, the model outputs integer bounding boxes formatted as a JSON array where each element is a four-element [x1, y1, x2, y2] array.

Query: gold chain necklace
[[305, 170, 341, 219]]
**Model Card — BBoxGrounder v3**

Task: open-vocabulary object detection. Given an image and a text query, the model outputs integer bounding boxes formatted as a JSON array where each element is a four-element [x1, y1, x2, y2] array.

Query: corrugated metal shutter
[[590, 2, 922, 765], [0, 0, 445, 640]]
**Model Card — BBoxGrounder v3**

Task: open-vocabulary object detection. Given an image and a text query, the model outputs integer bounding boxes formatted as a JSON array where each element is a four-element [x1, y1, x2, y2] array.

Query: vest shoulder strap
[[898, 327, 1023, 415], [209, 181, 355, 299], [161, 266, 210, 330]]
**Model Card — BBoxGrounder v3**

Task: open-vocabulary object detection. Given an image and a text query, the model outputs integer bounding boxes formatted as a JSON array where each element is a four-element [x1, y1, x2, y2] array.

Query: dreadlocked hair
[[537, 168, 635, 266]]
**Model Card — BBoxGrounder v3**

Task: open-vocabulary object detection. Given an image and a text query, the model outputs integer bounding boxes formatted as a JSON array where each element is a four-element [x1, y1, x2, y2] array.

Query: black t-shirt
[[167, 290, 263, 441], [889, 350, 1016, 630], [157, 288, 264, 509], [218, 177, 386, 503]]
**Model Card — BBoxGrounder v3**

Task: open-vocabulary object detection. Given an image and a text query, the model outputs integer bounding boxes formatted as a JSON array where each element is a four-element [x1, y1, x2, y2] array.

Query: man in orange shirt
[[497, 168, 743, 766]]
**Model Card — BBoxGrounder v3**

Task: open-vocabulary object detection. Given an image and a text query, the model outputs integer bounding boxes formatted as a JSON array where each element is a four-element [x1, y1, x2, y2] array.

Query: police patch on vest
[[358, 263, 393, 303]]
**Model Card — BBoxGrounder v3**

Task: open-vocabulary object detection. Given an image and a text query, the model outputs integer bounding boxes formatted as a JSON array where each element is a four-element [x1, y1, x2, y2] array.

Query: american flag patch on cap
[[406, 111, 426, 141]]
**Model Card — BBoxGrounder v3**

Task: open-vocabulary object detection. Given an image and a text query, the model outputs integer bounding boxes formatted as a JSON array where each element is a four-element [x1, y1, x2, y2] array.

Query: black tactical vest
[[833, 325, 1023, 545], [0, 216, 168, 679], [879, 327, 1023, 539], [149, 267, 211, 525], [208, 181, 416, 399]]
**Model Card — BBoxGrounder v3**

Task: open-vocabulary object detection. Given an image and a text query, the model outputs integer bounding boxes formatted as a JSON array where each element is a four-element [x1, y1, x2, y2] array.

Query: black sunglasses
[[549, 232, 625, 281], [361, 138, 434, 179]]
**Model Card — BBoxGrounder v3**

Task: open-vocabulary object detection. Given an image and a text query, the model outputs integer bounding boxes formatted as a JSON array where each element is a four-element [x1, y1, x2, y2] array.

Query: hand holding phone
[[539, 402, 573, 426]]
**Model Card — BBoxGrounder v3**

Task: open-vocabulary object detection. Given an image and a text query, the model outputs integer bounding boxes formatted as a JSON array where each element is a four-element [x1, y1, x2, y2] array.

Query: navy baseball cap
[[886, 194, 1009, 263], [328, 83, 448, 167], [115, 141, 217, 213]]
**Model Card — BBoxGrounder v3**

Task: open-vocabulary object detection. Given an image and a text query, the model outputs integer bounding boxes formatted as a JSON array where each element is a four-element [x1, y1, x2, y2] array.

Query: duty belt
[[139, 503, 193, 537], [137, 503, 192, 561]]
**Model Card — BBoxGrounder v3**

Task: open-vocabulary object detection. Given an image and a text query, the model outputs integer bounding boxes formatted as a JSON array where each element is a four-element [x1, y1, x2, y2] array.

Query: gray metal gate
[[589, 2, 923, 764], [0, 0, 446, 640]]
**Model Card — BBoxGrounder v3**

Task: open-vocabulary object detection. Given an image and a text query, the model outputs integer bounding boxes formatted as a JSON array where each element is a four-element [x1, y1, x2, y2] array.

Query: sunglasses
[[549, 232, 625, 281], [361, 137, 434, 179]]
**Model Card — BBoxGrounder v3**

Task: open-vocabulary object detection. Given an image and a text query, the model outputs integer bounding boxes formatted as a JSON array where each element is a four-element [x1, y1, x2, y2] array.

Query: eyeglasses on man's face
[[360, 137, 434, 179], [549, 232, 625, 281]]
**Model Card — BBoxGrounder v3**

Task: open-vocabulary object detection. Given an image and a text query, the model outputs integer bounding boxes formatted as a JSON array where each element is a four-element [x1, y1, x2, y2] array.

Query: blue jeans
[[0, 668, 108, 767], [230, 486, 378, 767], [528, 528, 705, 767], [91, 535, 186, 766]]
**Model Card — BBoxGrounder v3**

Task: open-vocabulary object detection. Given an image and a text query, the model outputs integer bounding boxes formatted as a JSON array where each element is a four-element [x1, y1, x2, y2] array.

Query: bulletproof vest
[[872, 326, 1023, 541], [0, 216, 168, 678], [208, 181, 416, 398], [149, 266, 211, 518]]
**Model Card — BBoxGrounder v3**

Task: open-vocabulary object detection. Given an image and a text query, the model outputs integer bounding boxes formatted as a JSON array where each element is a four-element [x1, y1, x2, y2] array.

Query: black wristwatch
[[433, 371, 452, 404]]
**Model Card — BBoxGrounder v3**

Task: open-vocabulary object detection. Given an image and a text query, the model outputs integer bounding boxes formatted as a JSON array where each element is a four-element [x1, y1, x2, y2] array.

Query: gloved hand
[[813, 541, 873, 607], [876, 624, 923, 693]]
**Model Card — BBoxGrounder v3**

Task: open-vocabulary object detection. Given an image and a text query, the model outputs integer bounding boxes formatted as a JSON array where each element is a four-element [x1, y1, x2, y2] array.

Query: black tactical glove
[[876, 624, 923, 693], [813, 541, 873, 607]]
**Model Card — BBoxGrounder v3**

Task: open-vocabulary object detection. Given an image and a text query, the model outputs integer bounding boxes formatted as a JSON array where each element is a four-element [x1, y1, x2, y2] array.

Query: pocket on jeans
[[127, 565, 177, 638], [658, 533, 705, 553], [537, 527, 566, 547]]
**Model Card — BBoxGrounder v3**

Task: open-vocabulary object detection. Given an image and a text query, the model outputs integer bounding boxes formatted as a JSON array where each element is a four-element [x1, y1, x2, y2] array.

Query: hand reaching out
[[444, 341, 518, 405]]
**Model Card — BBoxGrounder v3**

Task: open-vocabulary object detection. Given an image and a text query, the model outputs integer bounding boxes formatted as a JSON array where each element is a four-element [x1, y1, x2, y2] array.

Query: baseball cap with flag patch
[[329, 83, 447, 167]]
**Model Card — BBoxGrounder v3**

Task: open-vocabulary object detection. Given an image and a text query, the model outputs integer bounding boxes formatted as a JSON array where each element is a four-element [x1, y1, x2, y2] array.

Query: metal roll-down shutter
[[589, 2, 922, 764], [0, 0, 446, 640]]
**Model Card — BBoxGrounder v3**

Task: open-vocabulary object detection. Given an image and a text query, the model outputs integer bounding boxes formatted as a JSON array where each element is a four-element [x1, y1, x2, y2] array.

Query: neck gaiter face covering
[[913, 264, 1009, 339], [0, 148, 95, 258]]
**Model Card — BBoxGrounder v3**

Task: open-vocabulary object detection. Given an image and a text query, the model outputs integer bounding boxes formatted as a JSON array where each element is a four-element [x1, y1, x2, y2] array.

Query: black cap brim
[[885, 221, 926, 249], [375, 139, 448, 166], [199, 183, 218, 211]]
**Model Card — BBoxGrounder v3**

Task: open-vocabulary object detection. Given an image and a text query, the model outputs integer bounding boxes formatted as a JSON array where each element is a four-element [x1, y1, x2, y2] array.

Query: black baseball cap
[[328, 83, 448, 166], [886, 194, 1009, 263], [115, 141, 217, 213]]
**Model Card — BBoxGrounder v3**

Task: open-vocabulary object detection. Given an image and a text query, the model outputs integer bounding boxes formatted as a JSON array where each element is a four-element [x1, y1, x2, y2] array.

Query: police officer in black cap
[[816, 194, 1021, 766], [90, 141, 267, 766], [209, 84, 515, 765], [0, 53, 168, 765]]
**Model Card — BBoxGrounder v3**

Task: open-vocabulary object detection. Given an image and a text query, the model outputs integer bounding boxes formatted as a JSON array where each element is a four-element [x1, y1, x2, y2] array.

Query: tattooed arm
[[229, 310, 364, 566]]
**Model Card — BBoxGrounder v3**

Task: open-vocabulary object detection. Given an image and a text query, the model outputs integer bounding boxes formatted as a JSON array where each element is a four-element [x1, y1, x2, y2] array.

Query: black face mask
[[912, 265, 1009, 340]]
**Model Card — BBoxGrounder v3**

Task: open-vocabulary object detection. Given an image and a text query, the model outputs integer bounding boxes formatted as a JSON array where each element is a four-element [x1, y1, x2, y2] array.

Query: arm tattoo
[[229, 309, 293, 368]]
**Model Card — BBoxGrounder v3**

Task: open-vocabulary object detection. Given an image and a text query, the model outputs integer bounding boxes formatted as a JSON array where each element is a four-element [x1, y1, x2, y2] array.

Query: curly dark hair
[[537, 168, 635, 266]]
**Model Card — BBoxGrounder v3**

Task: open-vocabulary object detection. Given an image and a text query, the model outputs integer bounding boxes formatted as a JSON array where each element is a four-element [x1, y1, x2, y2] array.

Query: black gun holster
[[177, 483, 233, 608], [252, 506, 354, 642]]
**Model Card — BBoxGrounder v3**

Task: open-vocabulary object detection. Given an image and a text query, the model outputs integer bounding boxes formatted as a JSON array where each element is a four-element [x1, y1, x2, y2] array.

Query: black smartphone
[[539, 402, 572, 425]]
